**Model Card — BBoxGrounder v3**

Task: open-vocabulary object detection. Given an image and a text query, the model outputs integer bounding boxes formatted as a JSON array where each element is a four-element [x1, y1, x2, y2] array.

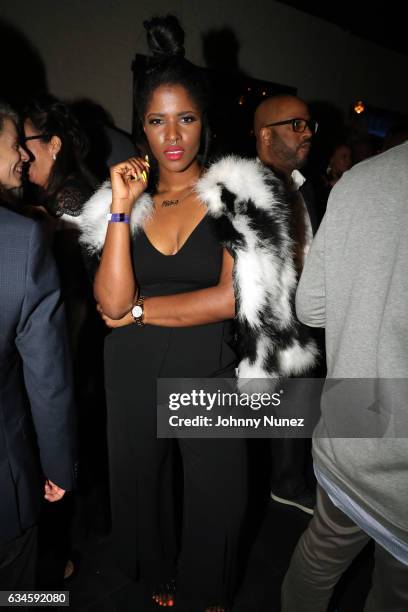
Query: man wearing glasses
[[254, 95, 322, 516], [254, 94, 320, 241]]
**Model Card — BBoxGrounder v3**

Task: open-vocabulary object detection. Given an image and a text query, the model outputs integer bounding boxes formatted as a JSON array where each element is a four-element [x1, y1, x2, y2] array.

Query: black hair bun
[[143, 14, 185, 60]]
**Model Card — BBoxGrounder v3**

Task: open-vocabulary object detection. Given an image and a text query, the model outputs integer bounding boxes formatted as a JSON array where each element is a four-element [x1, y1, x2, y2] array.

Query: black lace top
[[46, 174, 93, 218]]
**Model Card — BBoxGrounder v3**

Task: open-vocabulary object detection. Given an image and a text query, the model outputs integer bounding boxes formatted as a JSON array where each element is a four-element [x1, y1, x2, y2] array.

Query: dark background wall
[[2, 0, 407, 131]]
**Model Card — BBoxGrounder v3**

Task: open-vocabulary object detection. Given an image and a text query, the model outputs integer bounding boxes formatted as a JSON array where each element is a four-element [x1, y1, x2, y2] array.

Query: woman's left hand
[[96, 303, 134, 328]]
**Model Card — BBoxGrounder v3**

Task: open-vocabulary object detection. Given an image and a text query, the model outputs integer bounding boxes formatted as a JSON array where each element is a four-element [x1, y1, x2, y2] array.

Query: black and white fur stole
[[80, 156, 318, 380]]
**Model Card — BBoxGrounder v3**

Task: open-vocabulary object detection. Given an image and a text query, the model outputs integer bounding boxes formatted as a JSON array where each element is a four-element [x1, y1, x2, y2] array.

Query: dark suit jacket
[[299, 179, 322, 236], [0, 206, 77, 543]]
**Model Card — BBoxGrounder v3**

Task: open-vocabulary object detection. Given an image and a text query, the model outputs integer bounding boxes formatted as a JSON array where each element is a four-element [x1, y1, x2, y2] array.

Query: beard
[[273, 133, 311, 170]]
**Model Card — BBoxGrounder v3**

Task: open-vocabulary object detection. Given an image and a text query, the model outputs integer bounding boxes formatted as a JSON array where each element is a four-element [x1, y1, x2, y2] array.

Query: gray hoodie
[[296, 142, 408, 541]]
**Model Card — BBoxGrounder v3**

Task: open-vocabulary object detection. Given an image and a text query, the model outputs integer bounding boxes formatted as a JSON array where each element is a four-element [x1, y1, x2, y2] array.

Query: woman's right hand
[[96, 303, 134, 328], [110, 156, 150, 213]]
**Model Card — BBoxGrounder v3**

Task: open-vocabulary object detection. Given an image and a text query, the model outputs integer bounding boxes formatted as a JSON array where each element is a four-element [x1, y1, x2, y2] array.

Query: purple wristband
[[107, 213, 130, 223]]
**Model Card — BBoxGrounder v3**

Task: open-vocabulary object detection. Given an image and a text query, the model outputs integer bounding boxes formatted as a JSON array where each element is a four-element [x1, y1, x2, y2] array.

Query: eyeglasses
[[22, 133, 51, 143], [264, 118, 318, 134]]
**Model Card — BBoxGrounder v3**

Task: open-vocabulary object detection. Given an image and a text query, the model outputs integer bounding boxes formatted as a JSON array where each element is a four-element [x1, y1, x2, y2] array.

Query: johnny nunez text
[[169, 415, 305, 429]]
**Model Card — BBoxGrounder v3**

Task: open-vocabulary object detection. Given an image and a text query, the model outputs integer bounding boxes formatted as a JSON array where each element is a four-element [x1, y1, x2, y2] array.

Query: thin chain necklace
[[157, 177, 201, 208], [161, 187, 195, 207]]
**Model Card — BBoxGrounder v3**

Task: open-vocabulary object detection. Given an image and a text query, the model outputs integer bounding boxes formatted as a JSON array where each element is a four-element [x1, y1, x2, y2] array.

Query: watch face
[[132, 305, 143, 319]]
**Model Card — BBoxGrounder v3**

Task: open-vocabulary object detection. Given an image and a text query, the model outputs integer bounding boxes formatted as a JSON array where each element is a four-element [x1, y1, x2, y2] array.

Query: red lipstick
[[164, 146, 184, 161]]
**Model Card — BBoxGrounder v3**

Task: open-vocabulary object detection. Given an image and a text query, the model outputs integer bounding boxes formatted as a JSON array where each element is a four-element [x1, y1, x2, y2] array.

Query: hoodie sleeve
[[296, 213, 326, 328]]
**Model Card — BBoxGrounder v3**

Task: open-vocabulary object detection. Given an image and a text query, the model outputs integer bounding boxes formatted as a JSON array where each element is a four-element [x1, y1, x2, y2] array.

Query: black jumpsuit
[[103, 215, 247, 608]]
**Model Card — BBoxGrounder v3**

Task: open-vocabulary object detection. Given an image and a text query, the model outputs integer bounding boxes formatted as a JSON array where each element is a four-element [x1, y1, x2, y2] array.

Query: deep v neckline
[[142, 213, 208, 257]]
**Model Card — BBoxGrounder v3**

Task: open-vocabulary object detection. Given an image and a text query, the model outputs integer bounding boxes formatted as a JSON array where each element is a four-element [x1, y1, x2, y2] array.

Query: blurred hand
[[96, 303, 135, 328], [110, 156, 150, 212], [44, 479, 66, 502]]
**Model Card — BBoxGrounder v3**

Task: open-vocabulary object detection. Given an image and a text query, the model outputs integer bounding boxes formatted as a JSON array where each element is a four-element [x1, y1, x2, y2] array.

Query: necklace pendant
[[162, 199, 179, 207]]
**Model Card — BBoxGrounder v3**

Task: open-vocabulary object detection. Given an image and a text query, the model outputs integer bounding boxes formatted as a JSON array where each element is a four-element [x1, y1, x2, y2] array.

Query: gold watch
[[131, 296, 145, 326]]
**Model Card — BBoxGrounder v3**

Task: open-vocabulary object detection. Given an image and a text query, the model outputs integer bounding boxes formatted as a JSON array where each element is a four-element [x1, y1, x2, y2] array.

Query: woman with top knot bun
[[80, 12, 314, 612], [81, 14, 247, 612]]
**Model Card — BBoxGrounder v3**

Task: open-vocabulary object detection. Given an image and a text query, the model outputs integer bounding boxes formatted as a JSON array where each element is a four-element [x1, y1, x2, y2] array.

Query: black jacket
[[0, 206, 77, 543]]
